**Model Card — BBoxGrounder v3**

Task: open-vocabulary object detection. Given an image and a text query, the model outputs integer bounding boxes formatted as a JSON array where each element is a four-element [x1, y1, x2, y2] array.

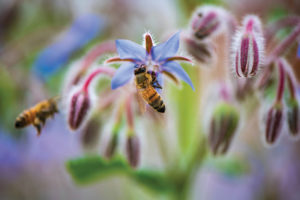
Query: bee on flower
[[105, 31, 195, 113]]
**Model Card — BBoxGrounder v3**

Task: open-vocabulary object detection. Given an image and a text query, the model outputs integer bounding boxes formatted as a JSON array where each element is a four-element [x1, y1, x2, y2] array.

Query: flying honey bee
[[134, 64, 165, 113], [15, 96, 60, 135]]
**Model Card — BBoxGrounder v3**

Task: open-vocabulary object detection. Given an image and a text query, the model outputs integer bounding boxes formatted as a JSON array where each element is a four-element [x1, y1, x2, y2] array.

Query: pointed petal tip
[[162, 61, 195, 91], [152, 31, 181, 61], [111, 82, 117, 90], [115, 39, 146, 60], [191, 84, 195, 91], [187, 80, 195, 91]]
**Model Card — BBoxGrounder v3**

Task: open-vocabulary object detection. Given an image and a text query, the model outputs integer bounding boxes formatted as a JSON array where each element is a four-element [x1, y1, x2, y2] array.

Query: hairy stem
[[82, 66, 115, 93], [266, 23, 300, 66], [81, 41, 116, 71], [276, 59, 286, 102], [125, 94, 134, 132], [265, 16, 300, 43]]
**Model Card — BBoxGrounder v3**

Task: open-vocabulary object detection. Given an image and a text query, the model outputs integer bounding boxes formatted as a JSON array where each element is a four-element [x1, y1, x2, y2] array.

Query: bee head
[[15, 116, 27, 128], [134, 65, 147, 75]]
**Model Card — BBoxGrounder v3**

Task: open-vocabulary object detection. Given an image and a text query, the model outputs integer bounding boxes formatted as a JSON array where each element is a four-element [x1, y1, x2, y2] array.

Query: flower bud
[[190, 5, 228, 40], [105, 123, 121, 158], [184, 36, 214, 63], [287, 99, 299, 136], [265, 103, 283, 144], [81, 116, 101, 149], [126, 134, 140, 168], [68, 90, 91, 130], [209, 102, 239, 155], [105, 134, 118, 159], [232, 15, 264, 78]]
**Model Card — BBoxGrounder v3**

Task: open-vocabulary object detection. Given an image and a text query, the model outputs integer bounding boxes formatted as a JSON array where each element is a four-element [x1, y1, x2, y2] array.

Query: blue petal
[[111, 62, 136, 89], [152, 31, 180, 62], [116, 39, 146, 61], [156, 72, 164, 94], [162, 61, 195, 90]]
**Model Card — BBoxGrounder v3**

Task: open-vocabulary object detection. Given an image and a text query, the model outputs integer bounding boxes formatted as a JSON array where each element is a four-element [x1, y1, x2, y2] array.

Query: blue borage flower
[[106, 32, 195, 91]]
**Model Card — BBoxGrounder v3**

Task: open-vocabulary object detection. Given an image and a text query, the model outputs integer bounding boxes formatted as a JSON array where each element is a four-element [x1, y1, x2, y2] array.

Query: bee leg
[[34, 124, 42, 136], [148, 71, 163, 89], [39, 116, 47, 126], [152, 80, 162, 89], [54, 105, 59, 113], [33, 123, 42, 136], [33, 118, 42, 136]]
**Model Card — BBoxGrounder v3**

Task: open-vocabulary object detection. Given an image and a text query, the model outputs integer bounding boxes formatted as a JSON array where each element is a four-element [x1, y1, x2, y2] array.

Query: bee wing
[[136, 88, 146, 114], [49, 96, 60, 113]]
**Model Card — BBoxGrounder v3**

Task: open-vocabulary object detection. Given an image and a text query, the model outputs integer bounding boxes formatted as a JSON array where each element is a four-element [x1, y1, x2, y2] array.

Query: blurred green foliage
[[0, 68, 20, 132], [206, 156, 250, 177], [66, 155, 130, 184], [66, 155, 174, 194]]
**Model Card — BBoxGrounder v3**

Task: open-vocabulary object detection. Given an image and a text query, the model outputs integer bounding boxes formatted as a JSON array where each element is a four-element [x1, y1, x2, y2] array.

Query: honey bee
[[134, 64, 165, 113], [15, 96, 60, 135]]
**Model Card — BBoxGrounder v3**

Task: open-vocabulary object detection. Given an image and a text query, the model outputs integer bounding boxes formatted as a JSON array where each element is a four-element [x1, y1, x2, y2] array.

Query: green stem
[[168, 134, 207, 200]]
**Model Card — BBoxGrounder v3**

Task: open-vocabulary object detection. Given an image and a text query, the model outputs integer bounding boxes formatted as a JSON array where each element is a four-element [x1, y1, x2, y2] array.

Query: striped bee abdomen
[[15, 109, 35, 128], [142, 87, 165, 113]]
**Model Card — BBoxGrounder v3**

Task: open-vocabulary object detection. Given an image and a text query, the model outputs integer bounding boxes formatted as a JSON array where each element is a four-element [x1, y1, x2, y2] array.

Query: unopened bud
[[232, 15, 265, 78], [184, 36, 214, 63], [190, 5, 229, 39], [265, 103, 283, 144], [126, 134, 140, 168], [209, 102, 239, 155], [287, 99, 299, 136], [68, 90, 90, 130], [81, 117, 101, 148], [105, 123, 121, 158]]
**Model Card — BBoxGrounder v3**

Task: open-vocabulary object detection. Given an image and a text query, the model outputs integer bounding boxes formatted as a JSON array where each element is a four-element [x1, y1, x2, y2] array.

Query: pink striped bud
[[68, 90, 91, 130], [265, 103, 283, 144], [232, 15, 265, 78], [126, 134, 140, 168], [190, 5, 229, 39]]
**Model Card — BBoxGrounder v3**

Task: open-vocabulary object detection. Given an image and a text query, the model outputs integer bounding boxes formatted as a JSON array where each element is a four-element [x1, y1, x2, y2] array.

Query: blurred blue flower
[[106, 32, 194, 90], [32, 14, 106, 80]]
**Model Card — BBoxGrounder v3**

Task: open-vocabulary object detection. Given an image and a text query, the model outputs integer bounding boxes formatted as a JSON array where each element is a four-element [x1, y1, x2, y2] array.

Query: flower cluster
[[15, 5, 300, 168], [183, 5, 300, 151], [61, 32, 195, 167]]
